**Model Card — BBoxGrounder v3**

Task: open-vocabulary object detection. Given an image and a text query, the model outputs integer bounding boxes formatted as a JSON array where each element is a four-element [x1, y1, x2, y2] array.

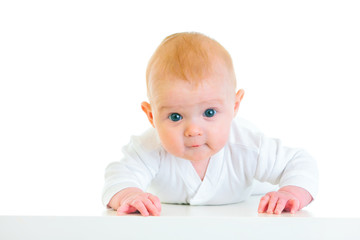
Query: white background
[[0, 0, 359, 215]]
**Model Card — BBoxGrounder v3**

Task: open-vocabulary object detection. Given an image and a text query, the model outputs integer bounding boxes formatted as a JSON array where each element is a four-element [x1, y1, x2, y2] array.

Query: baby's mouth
[[187, 143, 205, 148]]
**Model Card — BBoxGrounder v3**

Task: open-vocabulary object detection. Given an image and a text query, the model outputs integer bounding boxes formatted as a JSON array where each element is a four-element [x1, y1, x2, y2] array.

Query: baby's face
[[143, 69, 243, 163]]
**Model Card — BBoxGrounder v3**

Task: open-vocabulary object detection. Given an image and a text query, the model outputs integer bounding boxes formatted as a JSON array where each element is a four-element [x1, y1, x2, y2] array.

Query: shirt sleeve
[[254, 134, 319, 199], [102, 130, 161, 207]]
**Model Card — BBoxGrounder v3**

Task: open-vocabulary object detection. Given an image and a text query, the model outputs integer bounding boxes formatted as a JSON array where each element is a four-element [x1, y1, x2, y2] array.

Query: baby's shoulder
[[228, 116, 263, 152], [127, 128, 163, 154]]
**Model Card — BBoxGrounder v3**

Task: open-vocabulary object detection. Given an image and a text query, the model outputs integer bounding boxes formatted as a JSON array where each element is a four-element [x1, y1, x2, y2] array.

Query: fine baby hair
[[145, 32, 237, 100]]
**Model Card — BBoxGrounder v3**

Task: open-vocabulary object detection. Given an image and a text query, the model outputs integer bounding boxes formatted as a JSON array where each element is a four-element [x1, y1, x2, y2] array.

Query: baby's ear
[[141, 101, 155, 128], [234, 89, 245, 116]]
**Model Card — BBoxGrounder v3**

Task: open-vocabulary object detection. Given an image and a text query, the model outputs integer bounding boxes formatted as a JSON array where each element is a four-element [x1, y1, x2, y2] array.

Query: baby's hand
[[257, 186, 312, 215], [117, 188, 161, 216], [109, 187, 161, 216]]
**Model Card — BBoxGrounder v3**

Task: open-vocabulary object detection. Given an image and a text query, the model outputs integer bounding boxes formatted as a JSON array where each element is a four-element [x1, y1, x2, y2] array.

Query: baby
[[102, 32, 318, 216]]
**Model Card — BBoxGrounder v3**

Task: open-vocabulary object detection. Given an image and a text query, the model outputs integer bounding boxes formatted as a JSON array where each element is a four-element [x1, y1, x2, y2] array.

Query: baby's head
[[142, 32, 244, 162], [145, 32, 237, 100]]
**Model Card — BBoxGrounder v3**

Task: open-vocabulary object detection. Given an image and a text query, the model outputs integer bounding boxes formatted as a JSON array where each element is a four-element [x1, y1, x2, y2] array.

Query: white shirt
[[102, 117, 318, 206]]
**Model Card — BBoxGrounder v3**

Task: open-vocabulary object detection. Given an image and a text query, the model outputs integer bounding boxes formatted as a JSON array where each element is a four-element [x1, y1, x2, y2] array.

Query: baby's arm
[[257, 185, 313, 214], [108, 187, 162, 216]]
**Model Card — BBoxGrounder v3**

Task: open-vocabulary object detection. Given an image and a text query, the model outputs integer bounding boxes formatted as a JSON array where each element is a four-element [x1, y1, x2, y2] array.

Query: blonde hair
[[146, 32, 236, 99]]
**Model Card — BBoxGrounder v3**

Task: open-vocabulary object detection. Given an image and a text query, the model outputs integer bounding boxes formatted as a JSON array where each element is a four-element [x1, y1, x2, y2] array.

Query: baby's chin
[[178, 146, 220, 162]]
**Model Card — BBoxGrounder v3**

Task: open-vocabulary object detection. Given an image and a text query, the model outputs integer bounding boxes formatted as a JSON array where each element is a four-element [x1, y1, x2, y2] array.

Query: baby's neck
[[190, 158, 210, 181]]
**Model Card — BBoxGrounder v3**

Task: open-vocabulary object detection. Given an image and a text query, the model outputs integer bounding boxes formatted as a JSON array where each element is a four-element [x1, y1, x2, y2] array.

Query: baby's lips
[[186, 142, 204, 148]]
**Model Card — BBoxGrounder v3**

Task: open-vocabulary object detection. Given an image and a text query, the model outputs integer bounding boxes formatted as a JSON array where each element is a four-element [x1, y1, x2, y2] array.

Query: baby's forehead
[[149, 74, 235, 109]]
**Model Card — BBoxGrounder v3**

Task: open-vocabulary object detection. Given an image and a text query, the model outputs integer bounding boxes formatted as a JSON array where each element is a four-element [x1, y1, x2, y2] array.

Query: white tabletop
[[1, 195, 360, 240]]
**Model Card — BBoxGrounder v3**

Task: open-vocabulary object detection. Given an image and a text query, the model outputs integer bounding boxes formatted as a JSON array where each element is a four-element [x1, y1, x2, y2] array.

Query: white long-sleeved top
[[102, 117, 318, 206]]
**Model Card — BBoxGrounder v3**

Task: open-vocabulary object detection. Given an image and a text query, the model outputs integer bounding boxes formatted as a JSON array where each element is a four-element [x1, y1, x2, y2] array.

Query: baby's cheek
[[159, 130, 183, 155], [212, 134, 228, 151], [210, 123, 230, 147]]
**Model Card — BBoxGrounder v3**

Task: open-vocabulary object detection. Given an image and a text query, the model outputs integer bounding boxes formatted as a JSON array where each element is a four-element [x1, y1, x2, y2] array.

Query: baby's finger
[[288, 198, 300, 214], [117, 204, 136, 216], [147, 194, 162, 212], [131, 200, 150, 217], [266, 194, 279, 214], [274, 198, 287, 215], [258, 195, 270, 213], [143, 198, 160, 216]]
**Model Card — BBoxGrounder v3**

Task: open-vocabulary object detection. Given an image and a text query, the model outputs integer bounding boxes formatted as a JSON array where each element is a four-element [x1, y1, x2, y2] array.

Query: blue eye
[[204, 109, 216, 118], [169, 113, 183, 122]]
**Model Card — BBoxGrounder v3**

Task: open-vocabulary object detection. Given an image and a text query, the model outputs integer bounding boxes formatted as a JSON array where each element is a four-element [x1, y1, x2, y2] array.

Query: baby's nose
[[184, 122, 203, 137]]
